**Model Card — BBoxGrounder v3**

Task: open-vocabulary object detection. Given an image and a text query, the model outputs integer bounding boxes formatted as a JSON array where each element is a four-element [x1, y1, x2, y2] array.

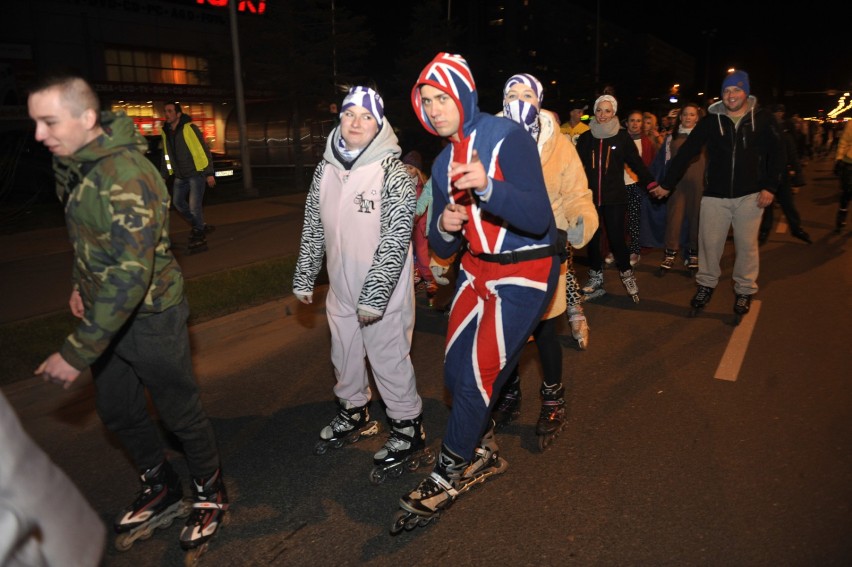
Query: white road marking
[[714, 299, 761, 381]]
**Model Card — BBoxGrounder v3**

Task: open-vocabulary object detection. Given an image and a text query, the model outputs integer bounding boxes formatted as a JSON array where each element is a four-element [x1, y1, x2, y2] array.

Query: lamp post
[[228, 0, 254, 195]]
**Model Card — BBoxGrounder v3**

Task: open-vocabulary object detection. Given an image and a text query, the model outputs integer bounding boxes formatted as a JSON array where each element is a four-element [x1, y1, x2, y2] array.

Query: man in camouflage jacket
[[29, 74, 228, 551]]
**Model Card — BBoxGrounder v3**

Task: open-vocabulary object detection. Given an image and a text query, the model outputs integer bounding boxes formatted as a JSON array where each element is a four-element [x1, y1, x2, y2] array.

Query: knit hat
[[594, 94, 617, 115], [722, 70, 750, 96], [402, 150, 423, 170], [341, 86, 384, 129], [503, 73, 544, 104]]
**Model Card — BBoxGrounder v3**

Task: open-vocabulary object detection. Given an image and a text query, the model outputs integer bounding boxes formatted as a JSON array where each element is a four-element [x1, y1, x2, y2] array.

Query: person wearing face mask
[[575, 94, 659, 303], [293, 85, 432, 482], [491, 73, 598, 450]]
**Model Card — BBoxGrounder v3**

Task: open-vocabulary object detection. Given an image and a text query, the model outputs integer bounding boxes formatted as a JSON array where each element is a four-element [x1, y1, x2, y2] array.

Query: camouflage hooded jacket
[[54, 111, 184, 371]]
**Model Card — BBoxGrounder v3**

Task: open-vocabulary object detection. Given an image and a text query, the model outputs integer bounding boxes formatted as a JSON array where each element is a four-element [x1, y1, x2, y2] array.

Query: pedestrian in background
[[293, 86, 431, 477], [653, 70, 784, 322], [29, 73, 229, 555], [622, 109, 657, 266], [402, 150, 438, 306], [834, 118, 852, 233], [759, 104, 811, 245], [650, 102, 706, 274], [575, 95, 658, 303], [491, 72, 597, 449], [394, 53, 559, 529], [161, 101, 216, 252]]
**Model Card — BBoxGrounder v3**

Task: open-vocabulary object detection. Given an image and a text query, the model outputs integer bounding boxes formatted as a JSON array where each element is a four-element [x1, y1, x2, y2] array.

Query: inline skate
[[581, 269, 605, 302], [836, 208, 848, 234], [684, 250, 699, 277], [390, 423, 508, 534], [619, 269, 640, 303], [314, 399, 380, 455], [536, 384, 566, 452], [370, 414, 435, 485], [180, 468, 229, 566], [732, 293, 753, 326], [687, 285, 714, 318], [657, 249, 677, 277], [491, 374, 521, 430], [566, 304, 589, 350], [186, 228, 208, 255], [113, 460, 191, 552]]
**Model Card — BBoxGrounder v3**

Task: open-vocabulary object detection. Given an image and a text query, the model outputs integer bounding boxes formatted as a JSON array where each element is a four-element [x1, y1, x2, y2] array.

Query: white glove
[[430, 259, 450, 285], [295, 292, 313, 305]]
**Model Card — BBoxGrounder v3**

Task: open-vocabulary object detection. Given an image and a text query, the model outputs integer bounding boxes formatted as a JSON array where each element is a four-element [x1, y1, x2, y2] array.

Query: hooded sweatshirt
[[411, 52, 555, 261], [662, 96, 783, 198], [53, 111, 184, 370], [292, 117, 415, 317]]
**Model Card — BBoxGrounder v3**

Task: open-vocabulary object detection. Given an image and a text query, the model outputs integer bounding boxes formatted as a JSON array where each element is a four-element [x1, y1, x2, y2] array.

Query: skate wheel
[[538, 435, 552, 452], [389, 465, 404, 478], [314, 441, 328, 455], [687, 309, 699, 318], [331, 438, 346, 449], [369, 467, 387, 485], [114, 533, 134, 552], [390, 510, 412, 535], [405, 458, 420, 472], [631, 295, 640, 304], [421, 449, 436, 466], [184, 542, 209, 567]]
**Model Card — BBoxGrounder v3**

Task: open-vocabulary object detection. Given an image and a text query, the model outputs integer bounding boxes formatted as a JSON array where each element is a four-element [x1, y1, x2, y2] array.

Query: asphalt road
[[2, 157, 850, 566]]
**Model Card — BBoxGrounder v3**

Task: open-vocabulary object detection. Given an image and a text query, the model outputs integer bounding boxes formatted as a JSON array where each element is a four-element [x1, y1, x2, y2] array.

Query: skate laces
[[331, 406, 365, 434], [695, 286, 712, 302]]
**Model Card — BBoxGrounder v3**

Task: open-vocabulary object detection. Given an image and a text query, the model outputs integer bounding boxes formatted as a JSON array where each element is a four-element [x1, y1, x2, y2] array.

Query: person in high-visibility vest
[[161, 102, 216, 251]]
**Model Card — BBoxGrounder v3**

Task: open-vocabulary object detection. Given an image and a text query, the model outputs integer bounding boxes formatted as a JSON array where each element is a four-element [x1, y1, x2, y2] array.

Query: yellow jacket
[[836, 120, 852, 164]]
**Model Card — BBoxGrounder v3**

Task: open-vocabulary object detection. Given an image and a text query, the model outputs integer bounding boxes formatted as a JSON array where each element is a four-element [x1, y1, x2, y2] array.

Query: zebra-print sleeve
[[357, 157, 415, 314], [292, 161, 327, 295]]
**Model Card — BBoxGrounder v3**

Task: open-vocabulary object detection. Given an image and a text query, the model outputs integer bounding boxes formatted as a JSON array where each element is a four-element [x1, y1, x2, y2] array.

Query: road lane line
[[713, 299, 761, 381]]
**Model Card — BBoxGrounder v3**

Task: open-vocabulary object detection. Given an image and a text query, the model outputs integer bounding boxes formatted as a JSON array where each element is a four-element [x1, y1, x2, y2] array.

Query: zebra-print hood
[[323, 117, 401, 172]]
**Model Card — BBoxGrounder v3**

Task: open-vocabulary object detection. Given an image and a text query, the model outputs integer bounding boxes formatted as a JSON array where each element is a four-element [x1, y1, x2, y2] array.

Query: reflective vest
[[161, 124, 209, 175]]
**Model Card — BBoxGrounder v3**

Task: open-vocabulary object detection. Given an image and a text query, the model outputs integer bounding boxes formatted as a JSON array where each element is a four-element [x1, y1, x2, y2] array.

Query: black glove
[[835, 160, 844, 177]]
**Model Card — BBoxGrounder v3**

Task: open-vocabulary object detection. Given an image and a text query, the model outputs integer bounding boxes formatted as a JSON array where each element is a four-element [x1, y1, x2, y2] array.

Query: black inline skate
[[536, 383, 566, 452], [688, 285, 714, 318], [314, 399, 380, 455], [180, 468, 229, 566], [732, 293, 753, 326], [186, 228, 208, 255], [491, 374, 521, 430], [370, 414, 435, 485], [390, 422, 508, 534], [113, 460, 191, 552]]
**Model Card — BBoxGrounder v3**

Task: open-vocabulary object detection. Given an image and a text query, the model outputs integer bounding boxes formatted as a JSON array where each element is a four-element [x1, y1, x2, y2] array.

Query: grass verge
[[0, 255, 297, 387]]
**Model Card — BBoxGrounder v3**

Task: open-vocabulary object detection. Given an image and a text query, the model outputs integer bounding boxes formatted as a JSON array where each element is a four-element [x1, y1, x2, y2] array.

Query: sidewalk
[[0, 192, 310, 324]]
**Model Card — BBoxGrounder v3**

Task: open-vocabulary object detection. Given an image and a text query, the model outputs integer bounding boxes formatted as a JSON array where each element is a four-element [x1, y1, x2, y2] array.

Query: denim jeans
[[173, 174, 206, 232]]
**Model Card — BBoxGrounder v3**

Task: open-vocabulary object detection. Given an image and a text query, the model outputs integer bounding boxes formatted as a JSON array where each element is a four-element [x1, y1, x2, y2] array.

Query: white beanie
[[594, 94, 618, 115]]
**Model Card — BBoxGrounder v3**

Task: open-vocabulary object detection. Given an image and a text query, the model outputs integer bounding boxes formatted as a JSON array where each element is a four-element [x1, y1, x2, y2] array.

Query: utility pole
[[228, 0, 255, 195]]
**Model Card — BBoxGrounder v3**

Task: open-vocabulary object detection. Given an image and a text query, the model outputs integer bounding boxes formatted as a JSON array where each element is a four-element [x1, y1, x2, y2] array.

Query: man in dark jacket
[[652, 70, 783, 322], [161, 102, 215, 251], [758, 103, 811, 245]]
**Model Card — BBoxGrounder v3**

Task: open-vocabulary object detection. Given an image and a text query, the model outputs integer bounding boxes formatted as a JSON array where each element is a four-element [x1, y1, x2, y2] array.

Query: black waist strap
[[470, 245, 557, 265]]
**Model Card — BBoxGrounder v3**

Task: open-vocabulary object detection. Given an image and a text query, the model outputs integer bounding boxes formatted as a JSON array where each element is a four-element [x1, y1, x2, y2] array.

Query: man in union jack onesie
[[394, 53, 559, 527]]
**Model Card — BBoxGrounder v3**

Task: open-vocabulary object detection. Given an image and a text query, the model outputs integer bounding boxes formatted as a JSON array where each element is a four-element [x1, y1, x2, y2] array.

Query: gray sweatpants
[[696, 193, 763, 295]]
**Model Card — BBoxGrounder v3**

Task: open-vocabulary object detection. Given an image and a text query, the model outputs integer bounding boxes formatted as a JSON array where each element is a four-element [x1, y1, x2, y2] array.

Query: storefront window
[[105, 48, 209, 86]]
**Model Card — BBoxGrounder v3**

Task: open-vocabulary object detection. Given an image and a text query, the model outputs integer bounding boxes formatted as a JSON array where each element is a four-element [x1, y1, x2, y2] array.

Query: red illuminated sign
[[196, 0, 267, 14]]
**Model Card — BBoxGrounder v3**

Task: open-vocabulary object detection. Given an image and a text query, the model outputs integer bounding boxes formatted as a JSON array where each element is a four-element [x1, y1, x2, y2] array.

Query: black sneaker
[[791, 228, 811, 244]]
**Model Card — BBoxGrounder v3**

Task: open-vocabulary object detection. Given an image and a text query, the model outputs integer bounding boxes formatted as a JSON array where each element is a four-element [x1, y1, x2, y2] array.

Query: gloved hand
[[835, 160, 844, 177], [430, 258, 450, 285], [356, 307, 381, 327]]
